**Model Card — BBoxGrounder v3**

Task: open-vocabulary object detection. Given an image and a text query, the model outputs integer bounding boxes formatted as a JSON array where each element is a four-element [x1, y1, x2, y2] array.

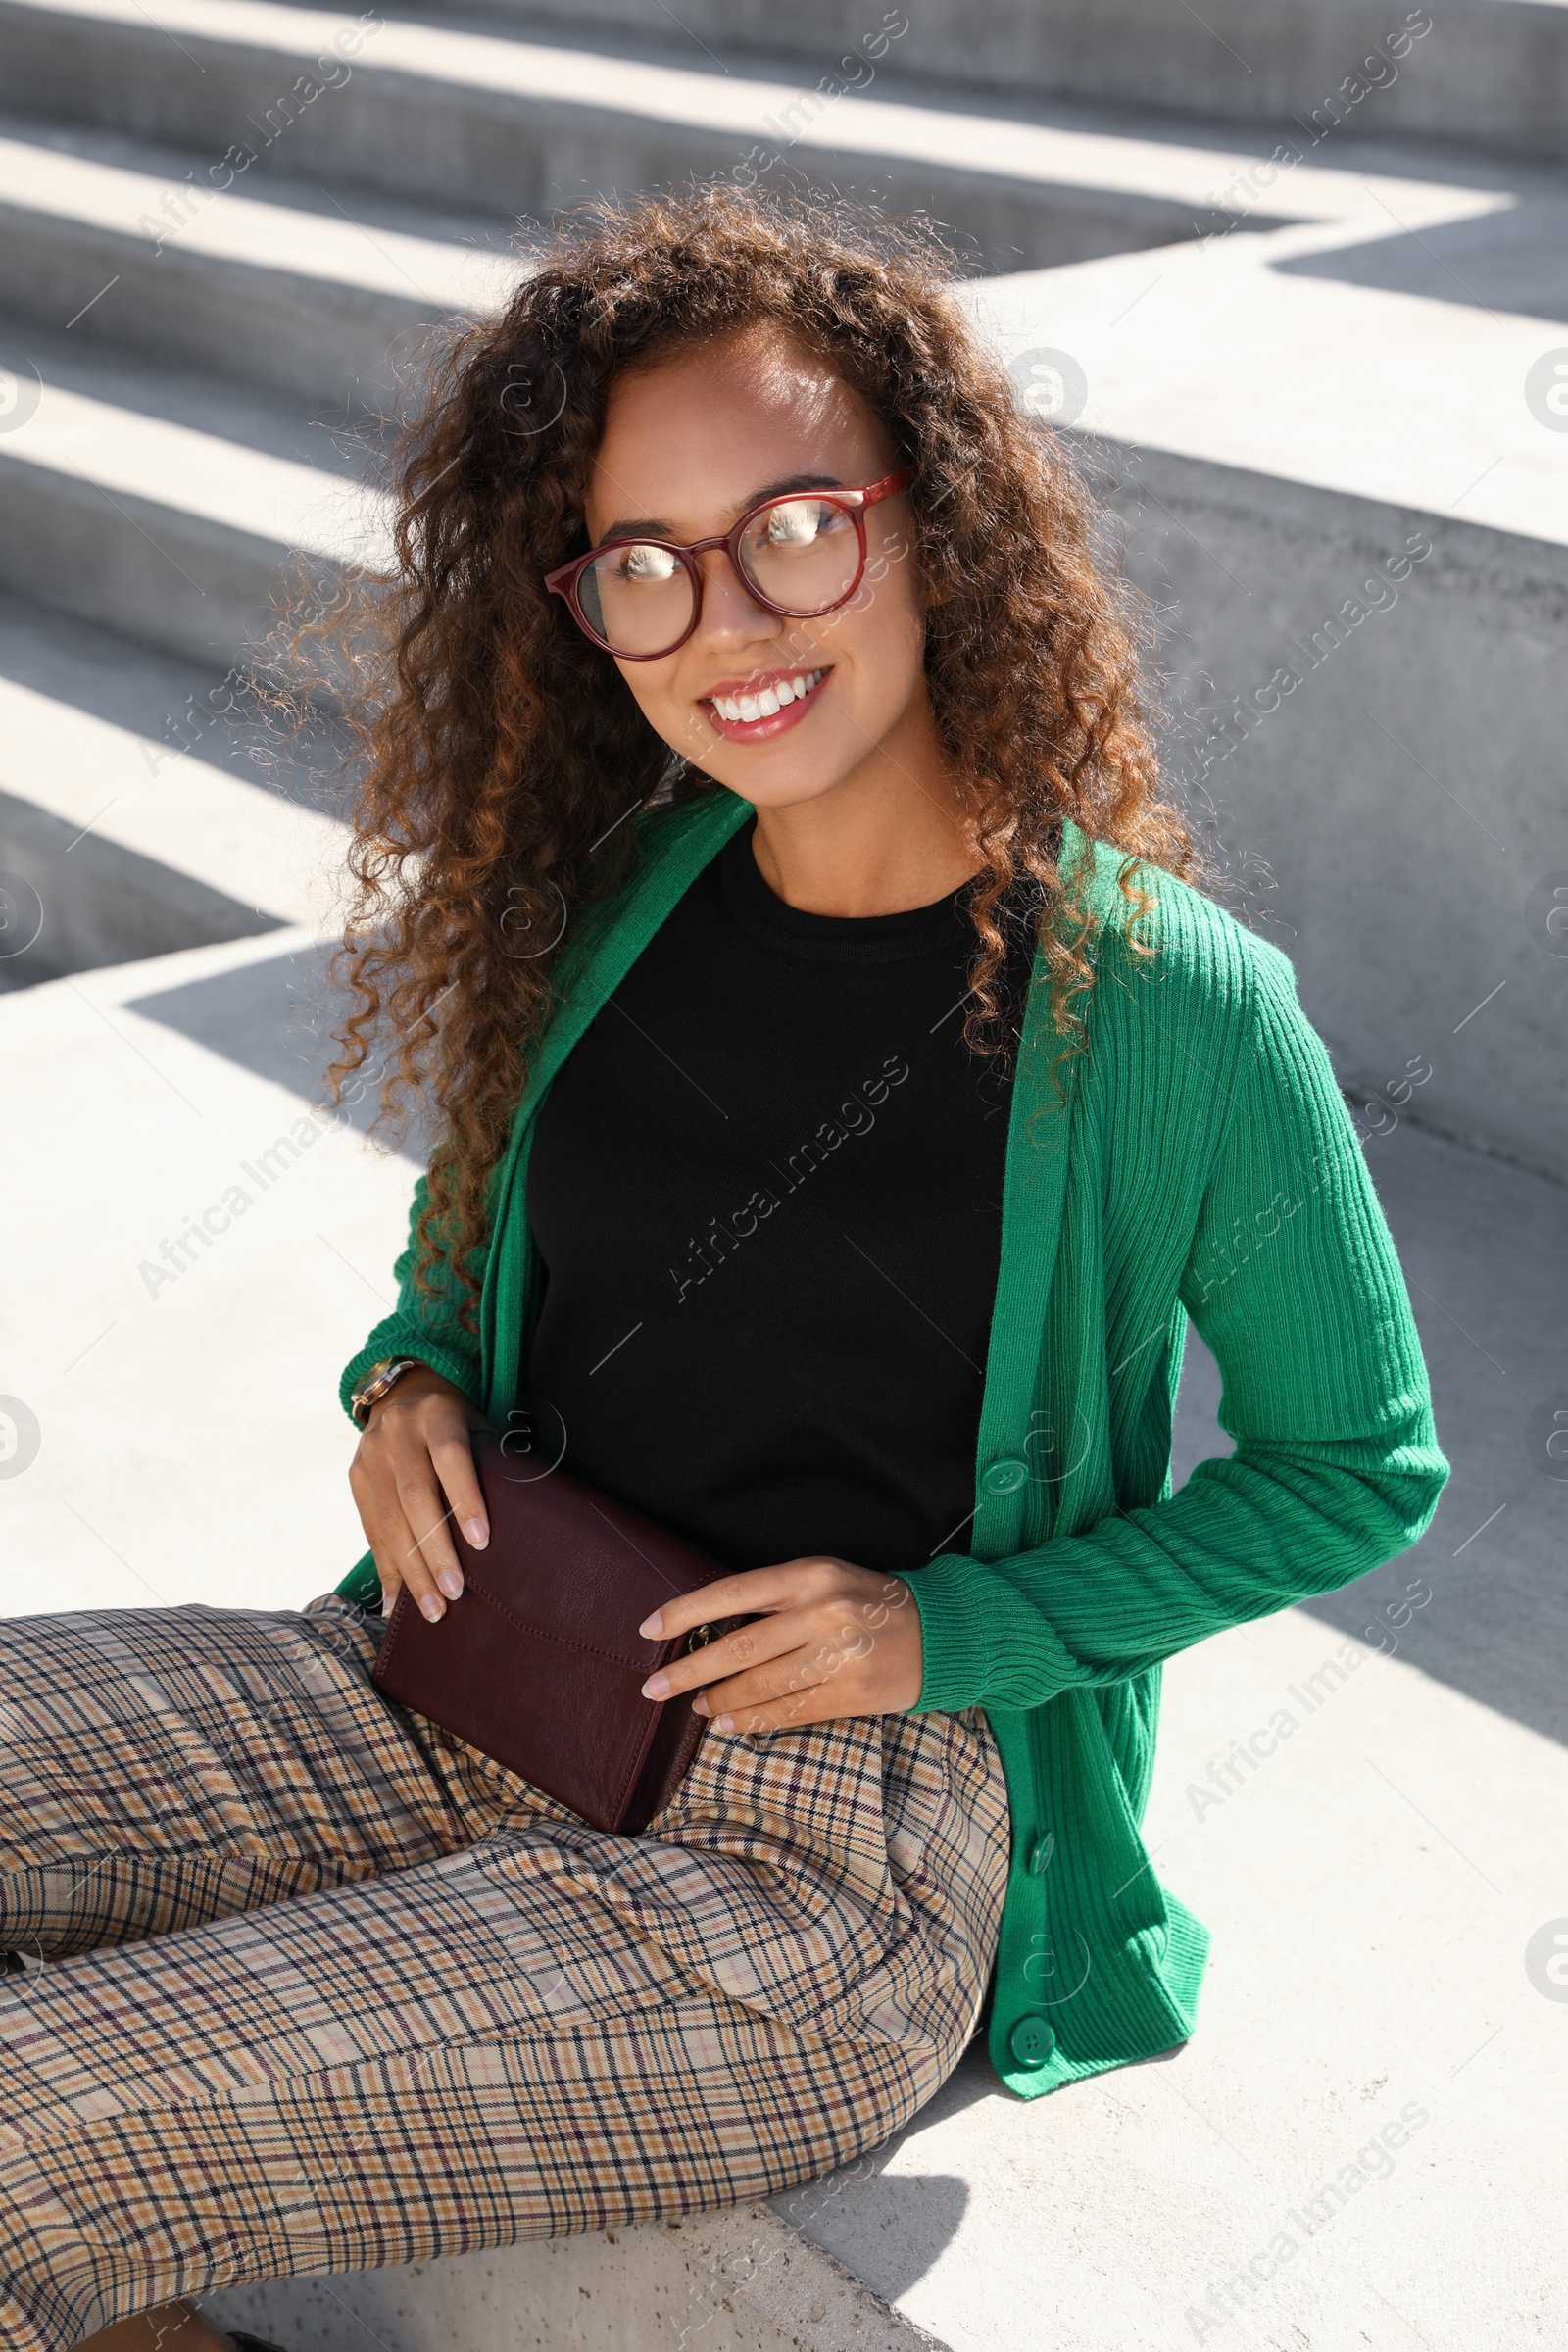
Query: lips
[[700, 665, 830, 743]]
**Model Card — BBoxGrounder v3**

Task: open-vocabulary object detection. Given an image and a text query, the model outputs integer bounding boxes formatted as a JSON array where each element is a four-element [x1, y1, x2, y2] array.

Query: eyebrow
[[594, 473, 847, 545]]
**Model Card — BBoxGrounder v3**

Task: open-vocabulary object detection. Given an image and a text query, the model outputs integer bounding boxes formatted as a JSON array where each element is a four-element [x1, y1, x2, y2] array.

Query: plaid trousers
[[0, 1594, 1009, 2351]]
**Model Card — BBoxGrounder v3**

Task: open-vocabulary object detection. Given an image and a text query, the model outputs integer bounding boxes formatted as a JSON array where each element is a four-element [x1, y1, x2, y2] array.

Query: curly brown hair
[[307, 182, 1195, 1329]]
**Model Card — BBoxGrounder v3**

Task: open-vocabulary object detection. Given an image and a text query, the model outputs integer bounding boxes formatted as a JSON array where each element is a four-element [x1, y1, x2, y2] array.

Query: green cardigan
[[336, 789, 1446, 2099]]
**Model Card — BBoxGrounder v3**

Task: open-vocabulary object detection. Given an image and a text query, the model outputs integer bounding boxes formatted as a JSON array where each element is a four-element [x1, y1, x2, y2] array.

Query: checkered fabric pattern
[[0, 1595, 1008, 2351]]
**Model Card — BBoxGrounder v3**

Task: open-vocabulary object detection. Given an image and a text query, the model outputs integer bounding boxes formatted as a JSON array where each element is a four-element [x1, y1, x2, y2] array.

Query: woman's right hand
[[348, 1365, 491, 1622]]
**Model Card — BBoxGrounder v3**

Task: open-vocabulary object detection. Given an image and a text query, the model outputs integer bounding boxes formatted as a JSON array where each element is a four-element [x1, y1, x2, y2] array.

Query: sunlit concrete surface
[[0, 926, 411, 1615], [960, 149, 1568, 548]]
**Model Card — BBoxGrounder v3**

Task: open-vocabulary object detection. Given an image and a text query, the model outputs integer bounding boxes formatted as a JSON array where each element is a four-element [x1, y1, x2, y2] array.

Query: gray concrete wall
[[0, 784, 285, 984], [1099, 444, 1568, 1184], [460, 0, 1568, 160]]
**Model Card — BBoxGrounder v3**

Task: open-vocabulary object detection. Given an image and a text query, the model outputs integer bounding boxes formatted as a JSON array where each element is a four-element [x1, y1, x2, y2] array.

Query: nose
[[692, 543, 781, 644]]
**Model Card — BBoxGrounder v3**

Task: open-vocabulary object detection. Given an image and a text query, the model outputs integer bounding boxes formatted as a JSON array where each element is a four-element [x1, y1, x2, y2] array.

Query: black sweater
[[524, 820, 1034, 1576]]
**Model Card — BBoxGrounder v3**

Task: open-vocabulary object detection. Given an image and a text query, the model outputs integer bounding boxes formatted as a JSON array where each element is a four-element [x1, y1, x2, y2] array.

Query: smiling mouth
[[700, 665, 829, 737]]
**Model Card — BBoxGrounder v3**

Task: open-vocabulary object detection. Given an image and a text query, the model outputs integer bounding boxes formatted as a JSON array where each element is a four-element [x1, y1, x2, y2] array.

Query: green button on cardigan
[[336, 789, 1447, 2099]]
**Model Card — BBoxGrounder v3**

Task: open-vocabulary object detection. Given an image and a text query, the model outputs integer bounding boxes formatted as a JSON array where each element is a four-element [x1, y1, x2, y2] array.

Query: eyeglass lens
[[575, 495, 862, 656]]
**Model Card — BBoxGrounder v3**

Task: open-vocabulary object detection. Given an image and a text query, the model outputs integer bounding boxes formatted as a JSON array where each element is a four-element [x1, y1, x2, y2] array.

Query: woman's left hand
[[639, 1557, 924, 1734]]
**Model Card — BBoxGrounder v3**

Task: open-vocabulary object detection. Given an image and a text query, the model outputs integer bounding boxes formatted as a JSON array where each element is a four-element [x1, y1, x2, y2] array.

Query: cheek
[[858, 515, 925, 640], [835, 556, 926, 695], [614, 660, 706, 760]]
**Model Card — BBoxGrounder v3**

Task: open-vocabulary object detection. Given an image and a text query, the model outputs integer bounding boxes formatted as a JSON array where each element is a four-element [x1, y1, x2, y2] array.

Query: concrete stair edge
[[392, 0, 1568, 161], [202, 2196, 953, 2352], [0, 202, 452, 410]]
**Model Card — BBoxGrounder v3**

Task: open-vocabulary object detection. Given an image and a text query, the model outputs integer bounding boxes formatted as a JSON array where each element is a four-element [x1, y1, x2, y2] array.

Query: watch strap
[[350, 1356, 423, 1426]]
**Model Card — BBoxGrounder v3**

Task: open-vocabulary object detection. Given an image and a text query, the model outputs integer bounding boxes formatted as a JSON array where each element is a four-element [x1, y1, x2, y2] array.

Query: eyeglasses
[[543, 466, 914, 661]]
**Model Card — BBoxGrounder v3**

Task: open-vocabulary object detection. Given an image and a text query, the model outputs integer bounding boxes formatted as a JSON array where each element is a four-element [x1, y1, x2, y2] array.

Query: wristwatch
[[350, 1356, 424, 1426]]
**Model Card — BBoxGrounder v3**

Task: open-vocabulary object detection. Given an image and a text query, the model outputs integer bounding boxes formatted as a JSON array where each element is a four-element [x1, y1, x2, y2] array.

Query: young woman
[[0, 189, 1446, 2351]]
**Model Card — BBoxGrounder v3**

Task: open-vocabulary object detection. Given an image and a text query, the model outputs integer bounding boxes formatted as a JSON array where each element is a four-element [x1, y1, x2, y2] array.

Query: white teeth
[[710, 669, 822, 724]]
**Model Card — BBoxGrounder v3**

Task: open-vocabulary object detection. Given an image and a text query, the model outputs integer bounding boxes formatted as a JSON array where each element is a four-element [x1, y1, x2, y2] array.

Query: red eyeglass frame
[[543, 466, 915, 659]]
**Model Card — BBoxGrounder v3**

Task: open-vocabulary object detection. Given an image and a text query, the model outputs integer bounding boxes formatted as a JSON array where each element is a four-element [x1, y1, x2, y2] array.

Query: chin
[[699, 719, 875, 805], [710, 758, 858, 810]]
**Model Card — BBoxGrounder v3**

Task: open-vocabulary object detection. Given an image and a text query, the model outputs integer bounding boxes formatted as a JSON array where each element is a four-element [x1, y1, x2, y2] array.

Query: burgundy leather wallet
[[370, 1430, 741, 1834]]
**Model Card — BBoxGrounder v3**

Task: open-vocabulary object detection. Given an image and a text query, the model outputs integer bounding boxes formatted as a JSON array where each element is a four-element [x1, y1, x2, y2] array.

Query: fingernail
[[418, 1593, 443, 1623], [464, 1519, 489, 1549], [691, 1692, 710, 1716], [639, 1611, 662, 1638], [437, 1568, 464, 1599], [641, 1672, 670, 1699], [715, 1714, 735, 1734]]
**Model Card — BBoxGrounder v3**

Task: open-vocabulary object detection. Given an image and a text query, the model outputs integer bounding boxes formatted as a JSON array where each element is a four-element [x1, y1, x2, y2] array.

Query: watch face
[[357, 1359, 414, 1418]]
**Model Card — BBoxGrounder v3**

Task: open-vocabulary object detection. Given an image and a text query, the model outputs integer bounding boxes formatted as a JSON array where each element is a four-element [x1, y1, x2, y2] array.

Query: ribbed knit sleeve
[[336, 1169, 486, 1425], [909, 949, 1449, 1713]]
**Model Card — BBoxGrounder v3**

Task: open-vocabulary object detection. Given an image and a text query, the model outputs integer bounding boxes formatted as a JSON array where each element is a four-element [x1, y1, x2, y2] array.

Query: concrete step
[[0, 112, 518, 405], [0, 0, 1294, 272], [0, 591, 354, 983], [435, 0, 1568, 162], [207, 2198, 941, 2350], [0, 316, 380, 664], [968, 136, 1568, 548]]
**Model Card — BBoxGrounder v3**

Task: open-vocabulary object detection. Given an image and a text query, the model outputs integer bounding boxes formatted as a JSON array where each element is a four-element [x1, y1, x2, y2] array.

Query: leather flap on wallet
[[370, 1431, 735, 1833]]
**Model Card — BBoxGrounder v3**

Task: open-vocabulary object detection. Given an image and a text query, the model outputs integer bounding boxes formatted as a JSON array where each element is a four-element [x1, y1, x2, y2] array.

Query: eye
[[767, 500, 822, 545], [618, 542, 678, 581], [762, 497, 850, 547]]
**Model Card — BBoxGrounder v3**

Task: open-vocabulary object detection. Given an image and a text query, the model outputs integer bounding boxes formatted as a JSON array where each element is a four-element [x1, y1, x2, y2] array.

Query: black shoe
[[223, 2334, 291, 2352]]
